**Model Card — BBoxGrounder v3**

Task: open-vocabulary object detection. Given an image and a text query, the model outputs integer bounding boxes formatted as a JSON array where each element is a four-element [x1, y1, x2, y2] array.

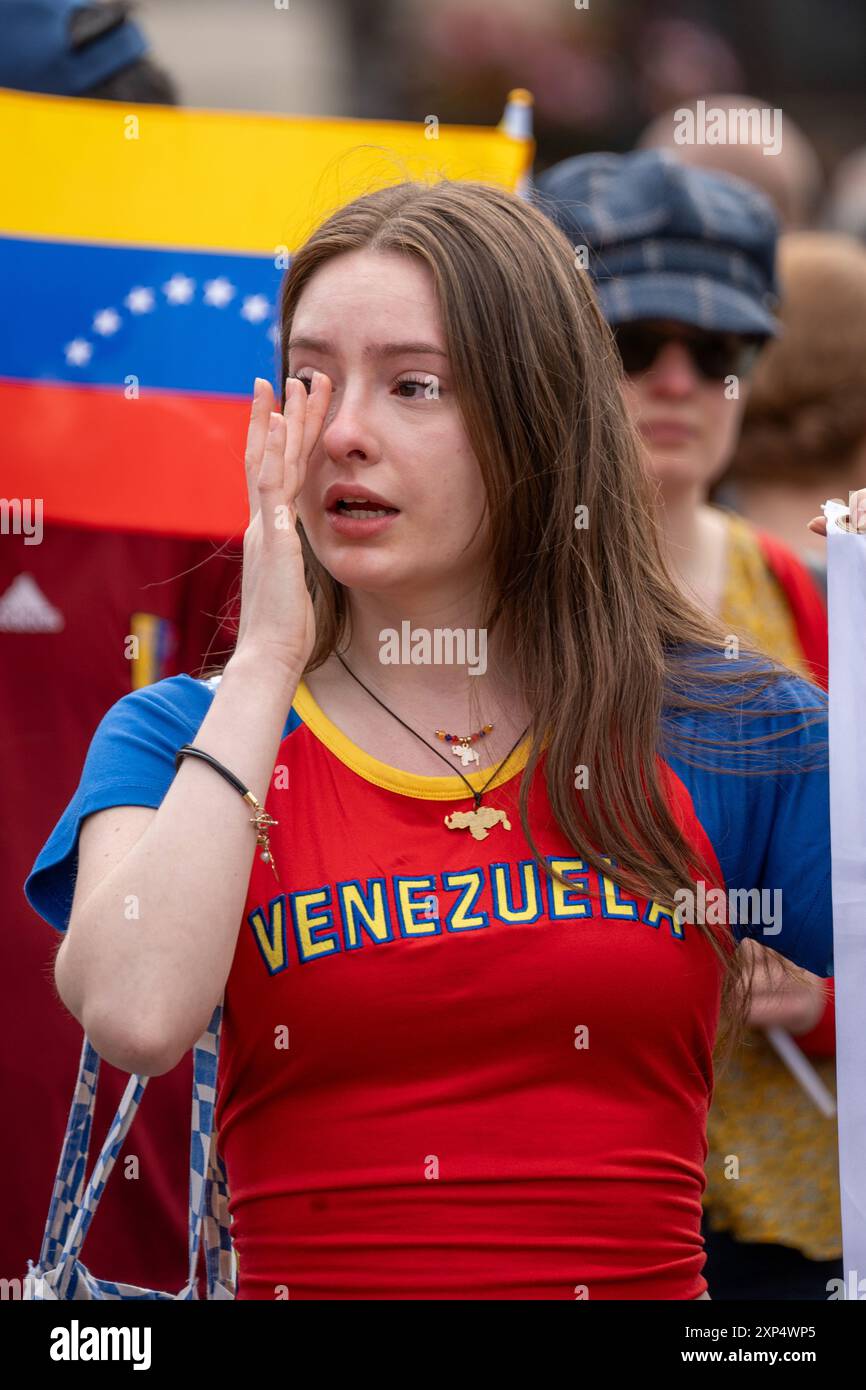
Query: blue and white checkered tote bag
[[24, 1001, 236, 1300]]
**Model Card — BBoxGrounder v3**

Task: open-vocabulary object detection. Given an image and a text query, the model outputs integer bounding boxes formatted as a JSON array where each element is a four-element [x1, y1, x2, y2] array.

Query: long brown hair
[[214, 179, 829, 1059]]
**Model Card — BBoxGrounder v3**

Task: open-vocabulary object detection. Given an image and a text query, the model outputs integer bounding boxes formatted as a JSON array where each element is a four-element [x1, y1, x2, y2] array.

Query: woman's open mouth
[[326, 496, 400, 536]]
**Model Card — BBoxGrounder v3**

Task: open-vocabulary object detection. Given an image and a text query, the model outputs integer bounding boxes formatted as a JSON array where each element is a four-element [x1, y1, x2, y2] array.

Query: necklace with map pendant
[[335, 654, 530, 840]]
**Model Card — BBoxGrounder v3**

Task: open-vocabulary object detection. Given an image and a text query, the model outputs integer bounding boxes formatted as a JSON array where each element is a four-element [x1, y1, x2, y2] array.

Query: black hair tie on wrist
[[174, 743, 280, 883]]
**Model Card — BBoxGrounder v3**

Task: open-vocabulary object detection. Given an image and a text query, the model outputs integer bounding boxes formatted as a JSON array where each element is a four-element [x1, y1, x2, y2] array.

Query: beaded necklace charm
[[434, 722, 494, 768]]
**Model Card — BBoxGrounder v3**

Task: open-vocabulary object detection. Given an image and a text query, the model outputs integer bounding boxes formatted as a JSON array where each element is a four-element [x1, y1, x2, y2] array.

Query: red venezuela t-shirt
[[25, 663, 833, 1300]]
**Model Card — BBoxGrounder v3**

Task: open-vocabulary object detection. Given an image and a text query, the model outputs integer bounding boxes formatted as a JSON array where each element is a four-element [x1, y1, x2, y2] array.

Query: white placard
[[825, 498, 866, 1296]]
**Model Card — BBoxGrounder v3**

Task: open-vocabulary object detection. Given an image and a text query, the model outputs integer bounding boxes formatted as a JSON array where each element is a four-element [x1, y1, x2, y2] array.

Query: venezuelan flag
[[0, 88, 533, 539]]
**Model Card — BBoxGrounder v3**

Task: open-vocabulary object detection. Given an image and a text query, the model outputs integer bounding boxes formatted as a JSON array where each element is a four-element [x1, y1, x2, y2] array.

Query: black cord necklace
[[335, 653, 530, 839]]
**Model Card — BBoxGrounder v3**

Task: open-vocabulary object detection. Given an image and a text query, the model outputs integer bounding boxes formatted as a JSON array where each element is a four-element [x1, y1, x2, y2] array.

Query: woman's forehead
[[299, 247, 433, 299], [292, 251, 442, 340]]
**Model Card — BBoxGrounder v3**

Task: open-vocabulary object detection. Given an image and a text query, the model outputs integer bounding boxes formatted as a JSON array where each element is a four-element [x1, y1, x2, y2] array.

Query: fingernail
[[268, 412, 280, 435], [253, 377, 266, 399]]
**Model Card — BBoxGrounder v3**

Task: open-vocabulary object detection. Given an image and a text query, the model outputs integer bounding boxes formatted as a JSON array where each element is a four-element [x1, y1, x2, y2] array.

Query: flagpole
[[500, 88, 534, 199], [764, 1026, 837, 1118]]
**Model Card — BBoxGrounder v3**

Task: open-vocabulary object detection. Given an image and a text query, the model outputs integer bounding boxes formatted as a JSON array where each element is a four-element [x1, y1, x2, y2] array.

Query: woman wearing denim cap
[[535, 149, 841, 1300]]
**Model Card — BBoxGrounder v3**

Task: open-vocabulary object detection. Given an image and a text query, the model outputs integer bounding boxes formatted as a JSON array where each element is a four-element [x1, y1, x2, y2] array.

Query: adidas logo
[[0, 574, 65, 633]]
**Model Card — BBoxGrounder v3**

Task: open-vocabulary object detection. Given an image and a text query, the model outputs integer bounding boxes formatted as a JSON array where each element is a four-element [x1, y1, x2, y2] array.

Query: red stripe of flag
[[1, 380, 250, 539]]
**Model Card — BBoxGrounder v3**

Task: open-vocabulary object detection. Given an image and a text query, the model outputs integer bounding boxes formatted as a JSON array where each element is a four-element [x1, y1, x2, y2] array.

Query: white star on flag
[[204, 277, 236, 308], [60, 271, 277, 377], [64, 339, 93, 366], [163, 274, 196, 305], [241, 295, 270, 323], [92, 308, 122, 336], [125, 287, 155, 314]]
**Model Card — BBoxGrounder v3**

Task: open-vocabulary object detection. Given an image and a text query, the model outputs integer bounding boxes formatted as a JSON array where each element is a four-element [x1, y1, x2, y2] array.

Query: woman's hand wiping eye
[[236, 373, 332, 678]]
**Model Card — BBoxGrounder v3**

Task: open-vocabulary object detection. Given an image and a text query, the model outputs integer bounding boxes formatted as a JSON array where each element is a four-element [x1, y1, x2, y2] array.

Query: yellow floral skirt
[[703, 1030, 842, 1261]]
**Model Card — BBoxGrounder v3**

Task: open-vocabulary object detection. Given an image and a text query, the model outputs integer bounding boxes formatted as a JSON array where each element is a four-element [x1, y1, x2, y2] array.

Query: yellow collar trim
[[291, 677, 537, 801]]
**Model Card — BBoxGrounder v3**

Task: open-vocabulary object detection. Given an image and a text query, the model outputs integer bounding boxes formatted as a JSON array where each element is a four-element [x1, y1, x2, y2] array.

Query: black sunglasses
[[612, 323, 763, 381]]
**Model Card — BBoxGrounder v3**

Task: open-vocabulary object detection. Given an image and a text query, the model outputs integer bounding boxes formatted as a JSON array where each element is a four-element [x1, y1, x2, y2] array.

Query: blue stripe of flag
[[0, 235, 285, 394]]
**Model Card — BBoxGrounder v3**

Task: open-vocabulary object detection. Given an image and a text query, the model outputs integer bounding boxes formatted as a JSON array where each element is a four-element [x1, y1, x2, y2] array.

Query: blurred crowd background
[[138, 0, 866, 239]]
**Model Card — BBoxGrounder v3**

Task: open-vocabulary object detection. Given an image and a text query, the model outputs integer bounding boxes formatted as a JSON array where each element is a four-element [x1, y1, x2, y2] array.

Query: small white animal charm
[[452, 741, 480, 767]]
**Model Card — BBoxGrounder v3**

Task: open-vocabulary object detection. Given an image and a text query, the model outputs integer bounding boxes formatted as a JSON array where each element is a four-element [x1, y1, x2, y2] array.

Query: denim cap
[[0, 0, 148, 96], [533, 149, 781, 337]]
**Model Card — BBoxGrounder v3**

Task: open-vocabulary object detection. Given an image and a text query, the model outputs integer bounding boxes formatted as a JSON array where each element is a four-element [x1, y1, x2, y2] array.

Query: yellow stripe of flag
[[0, 88, 533, 254]]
